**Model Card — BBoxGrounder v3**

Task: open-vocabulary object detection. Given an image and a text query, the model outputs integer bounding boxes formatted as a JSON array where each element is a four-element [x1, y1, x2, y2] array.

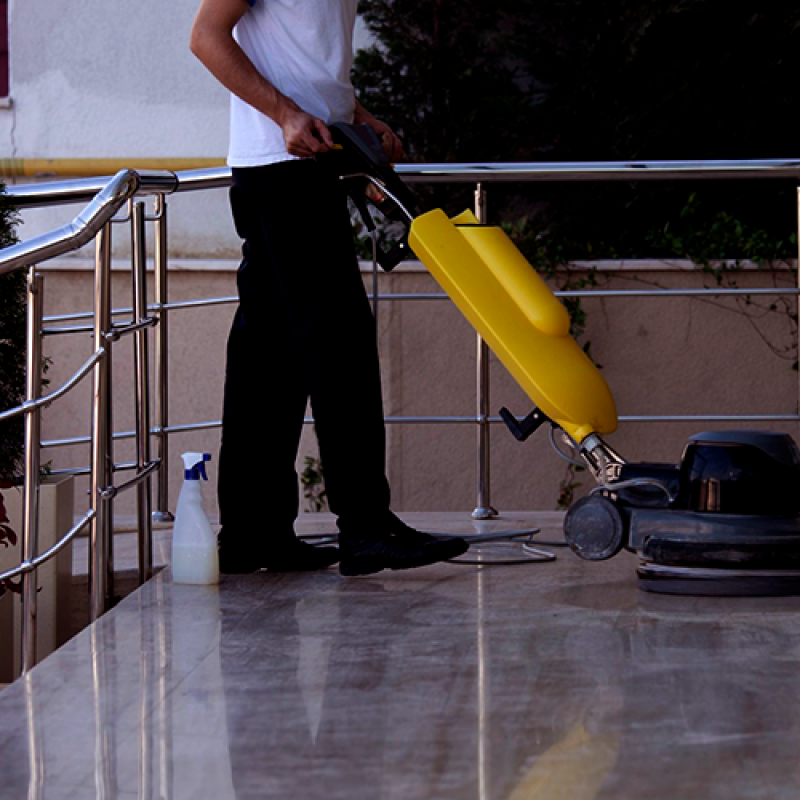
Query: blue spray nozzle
[[182, 452, 211, 481]]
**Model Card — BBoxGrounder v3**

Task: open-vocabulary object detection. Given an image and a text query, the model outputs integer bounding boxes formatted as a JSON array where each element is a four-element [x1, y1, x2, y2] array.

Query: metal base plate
[[637, 561, 800, 597]]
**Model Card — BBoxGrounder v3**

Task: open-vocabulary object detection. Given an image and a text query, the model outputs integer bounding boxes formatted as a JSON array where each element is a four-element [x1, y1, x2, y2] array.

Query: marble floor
[[3, 510, 800, 799]]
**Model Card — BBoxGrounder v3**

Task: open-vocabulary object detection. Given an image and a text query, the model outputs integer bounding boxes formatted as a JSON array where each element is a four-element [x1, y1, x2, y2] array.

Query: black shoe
[[384, 510, 462, 546], [339, 533, 469, 577], [219, 535, 339, 574]]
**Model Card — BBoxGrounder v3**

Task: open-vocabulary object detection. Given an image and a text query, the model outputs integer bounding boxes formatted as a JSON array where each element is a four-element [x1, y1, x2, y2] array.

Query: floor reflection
[[218, 577, 485, 799], [7, 545, 800, 799]]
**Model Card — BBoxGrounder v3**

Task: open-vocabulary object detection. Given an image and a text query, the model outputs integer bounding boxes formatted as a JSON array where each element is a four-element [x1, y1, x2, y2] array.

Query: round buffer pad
[[564, 495, 626, 561]]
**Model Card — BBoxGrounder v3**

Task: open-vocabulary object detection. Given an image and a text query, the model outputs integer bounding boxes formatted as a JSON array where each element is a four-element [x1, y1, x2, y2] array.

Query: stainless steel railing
[[2, 159, 800, 677], [0, 169, 203, 674]]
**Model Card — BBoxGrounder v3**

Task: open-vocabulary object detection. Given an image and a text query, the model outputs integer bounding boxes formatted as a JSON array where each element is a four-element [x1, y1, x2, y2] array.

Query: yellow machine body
[[408, 208, 618, 443]]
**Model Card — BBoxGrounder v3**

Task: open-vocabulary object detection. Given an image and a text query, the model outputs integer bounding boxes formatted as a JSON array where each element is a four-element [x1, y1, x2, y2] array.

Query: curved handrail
[[0, 169, 141, 275]]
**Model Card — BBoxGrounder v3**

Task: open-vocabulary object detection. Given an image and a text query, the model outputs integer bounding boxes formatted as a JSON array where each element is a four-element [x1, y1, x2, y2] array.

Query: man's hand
[[279, 107, 335, 158], [370, 118, 405, 163], [354, 102, 405, 162]]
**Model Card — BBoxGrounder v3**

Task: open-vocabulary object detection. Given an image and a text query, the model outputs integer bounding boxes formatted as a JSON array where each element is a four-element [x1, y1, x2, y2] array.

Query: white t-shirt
[[228, 0, 359, 167]]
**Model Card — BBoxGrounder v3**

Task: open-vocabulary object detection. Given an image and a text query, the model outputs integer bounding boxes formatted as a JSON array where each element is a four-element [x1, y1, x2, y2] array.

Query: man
[[190, 0, 468, 575]]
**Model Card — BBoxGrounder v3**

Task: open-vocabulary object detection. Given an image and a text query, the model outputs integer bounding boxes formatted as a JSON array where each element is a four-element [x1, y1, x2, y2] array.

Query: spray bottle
[[172, 452, 219, 585]]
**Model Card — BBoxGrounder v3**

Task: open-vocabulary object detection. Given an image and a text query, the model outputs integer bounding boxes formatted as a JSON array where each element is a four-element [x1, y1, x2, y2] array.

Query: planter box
[[0, 474, 75, 683]]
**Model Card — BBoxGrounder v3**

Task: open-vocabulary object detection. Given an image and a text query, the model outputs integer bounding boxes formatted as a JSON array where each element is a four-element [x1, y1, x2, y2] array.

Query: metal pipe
[[395, 158, 800, 183], [619, 413, 800, 422], [152, 194, 174, 523], [42, 462, 143, 480], [167, 167, 232, 193], [35, 283, 800, 332], [0, 170, 140, 273], [0, 510, 96, 583], [89, 223, 113, 621], [131, 201, 154, 584], [6, 156, 793, 183], [19, 269, 44, 675], [34, 405, 800, 458], [0, 349, 104, 423], [105, 255, 117, 609], [371, 230, 380, 331], [100, 459, 162, 501], [158, 296, 238, 312], [9, 158, 800, 211], [4, 170, 176, 210], [105, 316, 158, 341], [137, 287, 800, 308], [556, 287, 800, 299], [44, 305, 145, 326], [42, 324, 95, 336], [472, 184, 497, 520]]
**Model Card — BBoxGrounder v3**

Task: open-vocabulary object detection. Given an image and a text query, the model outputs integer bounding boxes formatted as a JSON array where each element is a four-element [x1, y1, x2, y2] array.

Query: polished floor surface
[[3, 511, 800, 799]]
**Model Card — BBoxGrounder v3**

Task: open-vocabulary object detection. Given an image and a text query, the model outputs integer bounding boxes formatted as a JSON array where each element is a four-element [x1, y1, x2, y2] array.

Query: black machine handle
[[324, 122, 420, 272]]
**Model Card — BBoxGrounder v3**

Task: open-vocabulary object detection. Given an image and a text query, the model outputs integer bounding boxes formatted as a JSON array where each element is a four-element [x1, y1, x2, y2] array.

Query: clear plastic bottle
[[171, 452, 219, 585]]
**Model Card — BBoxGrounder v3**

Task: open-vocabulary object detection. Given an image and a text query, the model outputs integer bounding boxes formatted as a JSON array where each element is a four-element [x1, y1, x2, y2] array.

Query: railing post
[[19, 268, 44, 675], [90, 223, 113, 621], [132, 201, 154, 584], [472, 183, 498, 520], [152, 194, 173, 523], [371, 229, 380, 332]]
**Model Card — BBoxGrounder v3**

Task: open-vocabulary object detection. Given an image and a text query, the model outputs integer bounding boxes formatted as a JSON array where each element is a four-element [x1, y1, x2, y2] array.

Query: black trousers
[[218, 159, 391, 553]]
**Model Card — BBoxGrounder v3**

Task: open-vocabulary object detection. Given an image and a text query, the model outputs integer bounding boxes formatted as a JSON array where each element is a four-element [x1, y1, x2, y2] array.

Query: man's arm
[[189, 0, 334, 157]]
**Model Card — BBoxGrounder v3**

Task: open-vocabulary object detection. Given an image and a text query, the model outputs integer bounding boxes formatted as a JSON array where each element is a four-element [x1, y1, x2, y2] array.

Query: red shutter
[[0, 0, 8, 97]]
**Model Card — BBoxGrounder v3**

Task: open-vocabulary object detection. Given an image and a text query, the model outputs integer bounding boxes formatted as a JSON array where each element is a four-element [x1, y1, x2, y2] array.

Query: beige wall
[[35, 251, 799, 524]]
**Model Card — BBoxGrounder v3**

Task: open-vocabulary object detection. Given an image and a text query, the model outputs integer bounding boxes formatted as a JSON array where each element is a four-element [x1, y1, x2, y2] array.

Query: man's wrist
[[273, 94, 304, 128], [353, 102, 375, 126]]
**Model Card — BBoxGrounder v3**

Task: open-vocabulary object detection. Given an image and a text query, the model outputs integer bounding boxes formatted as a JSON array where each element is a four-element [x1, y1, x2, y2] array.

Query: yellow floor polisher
[[327, 122, 800, 597]]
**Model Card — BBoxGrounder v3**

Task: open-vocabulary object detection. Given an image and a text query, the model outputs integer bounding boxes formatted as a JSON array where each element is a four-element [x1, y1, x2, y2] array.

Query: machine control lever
[[499, 406, 550, 442], [378, 235, 411, 272]]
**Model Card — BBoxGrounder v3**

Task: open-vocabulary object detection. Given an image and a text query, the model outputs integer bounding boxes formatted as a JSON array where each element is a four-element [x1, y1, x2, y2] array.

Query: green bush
[[0, 184, 22, 596], [353, 1, 800, 260], [0, 185, 22, 484]]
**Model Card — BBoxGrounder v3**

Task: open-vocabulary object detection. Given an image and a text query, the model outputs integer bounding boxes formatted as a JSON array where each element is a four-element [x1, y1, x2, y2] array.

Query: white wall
[[1, 0, 375, 257], [5, 0, 229, 160]]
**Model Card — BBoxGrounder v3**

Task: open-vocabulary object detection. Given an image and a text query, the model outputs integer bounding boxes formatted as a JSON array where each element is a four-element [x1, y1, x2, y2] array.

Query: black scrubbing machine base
[[562, 430, 800, 596]]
